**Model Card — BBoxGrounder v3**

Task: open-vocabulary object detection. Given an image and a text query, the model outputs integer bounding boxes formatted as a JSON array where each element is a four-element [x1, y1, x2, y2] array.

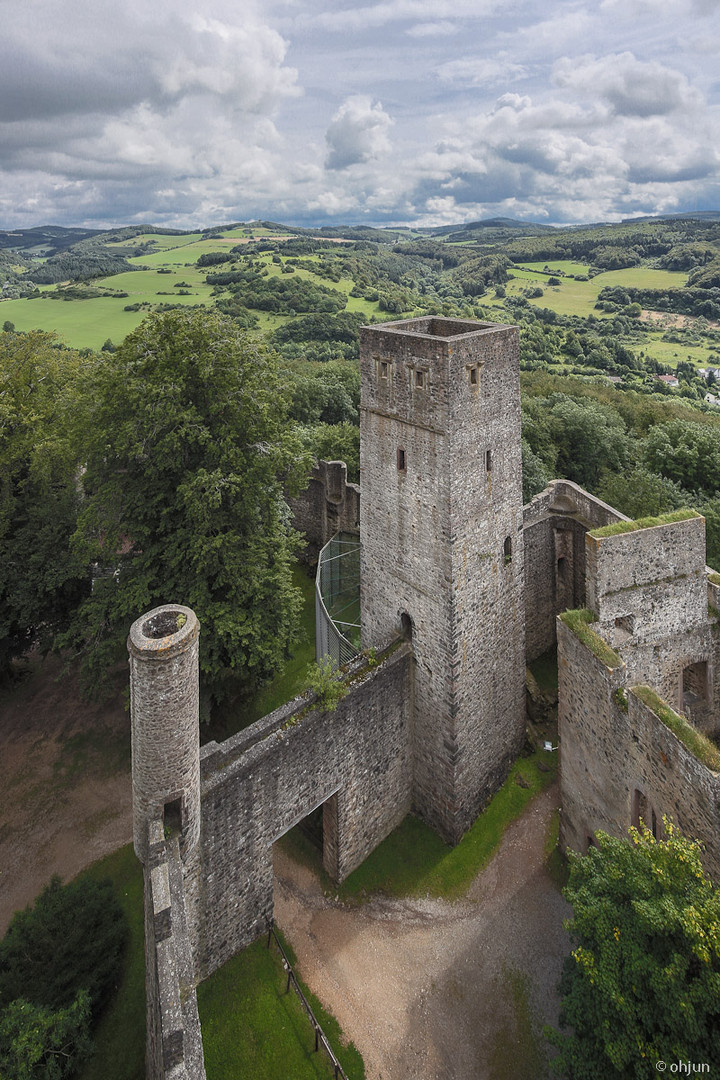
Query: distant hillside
[[427, 217, 557, 237], [0, 226, 104, 256]]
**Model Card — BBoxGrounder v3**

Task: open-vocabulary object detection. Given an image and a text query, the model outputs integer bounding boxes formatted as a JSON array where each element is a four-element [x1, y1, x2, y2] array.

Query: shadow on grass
[[281, 749, 559, 903]]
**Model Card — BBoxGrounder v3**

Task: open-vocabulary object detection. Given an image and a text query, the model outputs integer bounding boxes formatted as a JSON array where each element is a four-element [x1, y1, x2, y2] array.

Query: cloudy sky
[[1, 0, 718, 230]]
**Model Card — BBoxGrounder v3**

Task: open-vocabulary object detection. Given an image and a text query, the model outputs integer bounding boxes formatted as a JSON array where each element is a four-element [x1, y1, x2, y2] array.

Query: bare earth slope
[[275, 784, 570, 1080]]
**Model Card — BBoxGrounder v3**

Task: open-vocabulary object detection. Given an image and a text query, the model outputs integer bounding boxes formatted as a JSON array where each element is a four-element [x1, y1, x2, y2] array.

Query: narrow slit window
[[379, 361, 389, 379], [503, 536, 512, 564], [486, 449, 492, 472], [397, 447, 406, 472], [415, 369, 425, 388], [470, 366, 478, 386]]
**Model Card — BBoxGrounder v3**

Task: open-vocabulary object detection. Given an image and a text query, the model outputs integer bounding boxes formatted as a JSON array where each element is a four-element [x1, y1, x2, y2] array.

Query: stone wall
[[143, 820, 206, 1080], [134, 628, 414, 1079], [585, 514, 714, 716], [193, 640, 413, 980], [288, 459, 360, 565], [523, 481, 625, 662], [558, 618, 720, 881], [359, 318, 526, 844]]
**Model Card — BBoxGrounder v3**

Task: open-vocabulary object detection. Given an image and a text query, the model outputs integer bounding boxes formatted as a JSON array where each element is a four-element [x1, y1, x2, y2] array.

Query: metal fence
[[315, 531, 361, 668], [267, 924, 350, 1080]]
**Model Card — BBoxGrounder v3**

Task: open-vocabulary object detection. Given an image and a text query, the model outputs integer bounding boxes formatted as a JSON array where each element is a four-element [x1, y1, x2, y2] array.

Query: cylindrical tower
[[129, 604, 201, 864]]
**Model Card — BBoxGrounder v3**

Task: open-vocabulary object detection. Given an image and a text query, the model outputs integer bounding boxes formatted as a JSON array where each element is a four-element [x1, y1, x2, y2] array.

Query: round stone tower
[[129, 604, 201, 864]]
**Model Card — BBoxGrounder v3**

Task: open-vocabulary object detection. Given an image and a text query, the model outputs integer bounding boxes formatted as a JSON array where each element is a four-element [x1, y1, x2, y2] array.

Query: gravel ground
[[274, 784, 571, 1080]]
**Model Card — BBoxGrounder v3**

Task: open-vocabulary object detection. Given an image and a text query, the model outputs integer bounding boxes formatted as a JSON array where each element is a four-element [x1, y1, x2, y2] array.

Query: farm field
[[1, 218, 718, 376]]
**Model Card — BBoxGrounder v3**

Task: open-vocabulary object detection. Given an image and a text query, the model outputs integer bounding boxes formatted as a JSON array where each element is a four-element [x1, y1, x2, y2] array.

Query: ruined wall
[[143, 820, 206, 1080], [558, 618, 720, 881], [288, 460, 360, 565], [360, 318, 525, 844], [586, 514, 713, 713], [133, 627, 413, 1078], [193, 641, 413, 980], [523, 481, 625, 662]]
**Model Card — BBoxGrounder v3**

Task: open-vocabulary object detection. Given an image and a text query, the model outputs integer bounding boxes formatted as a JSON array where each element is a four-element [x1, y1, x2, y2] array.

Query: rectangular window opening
[[683, 660, 709, 706], [470, 366, 478, 385], [379, 361, 389, 379], [397, 447, 406, 472], [415, 369, 425, 388], [486, 449, 492, 472], [163, 797, 182, 838]]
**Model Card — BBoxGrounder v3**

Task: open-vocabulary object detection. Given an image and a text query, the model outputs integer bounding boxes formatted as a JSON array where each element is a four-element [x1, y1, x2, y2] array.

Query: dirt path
[[274, 785, 570, 1080], [0, 655, 133, 935]]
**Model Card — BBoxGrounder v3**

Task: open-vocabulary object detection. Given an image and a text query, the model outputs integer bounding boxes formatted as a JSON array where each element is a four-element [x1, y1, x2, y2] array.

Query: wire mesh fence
[[315, 531, 361, 669]]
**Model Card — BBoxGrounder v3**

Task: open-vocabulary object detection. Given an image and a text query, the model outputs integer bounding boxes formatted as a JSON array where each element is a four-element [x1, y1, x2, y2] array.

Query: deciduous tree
[[61, 309, 311, 706], [548, 825, 720, 1077]]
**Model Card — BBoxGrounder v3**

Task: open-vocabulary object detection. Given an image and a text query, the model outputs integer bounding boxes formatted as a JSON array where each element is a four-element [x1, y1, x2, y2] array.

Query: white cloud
[[313, 0, 501, 32], [406, 20, 459, 37], [553, 53, 701, 117], [325, 96, 394, 170], [435, 56, 528, 87]]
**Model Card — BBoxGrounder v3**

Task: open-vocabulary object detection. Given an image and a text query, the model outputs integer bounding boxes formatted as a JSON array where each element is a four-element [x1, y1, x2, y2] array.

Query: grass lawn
[[197, 932, 364, 1080], [281, 747, 558, 902], [76, 845, 146, 1080]]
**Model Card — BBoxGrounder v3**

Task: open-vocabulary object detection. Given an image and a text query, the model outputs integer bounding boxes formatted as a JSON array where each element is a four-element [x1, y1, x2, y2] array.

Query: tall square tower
[[360, 317, 526, 843]]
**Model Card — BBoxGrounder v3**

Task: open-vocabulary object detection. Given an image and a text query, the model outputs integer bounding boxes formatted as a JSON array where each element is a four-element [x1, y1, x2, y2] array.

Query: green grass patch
[[589, 508, 699, 539], [558, 609, 622, 669], [197, 931, 364, 1080], [632, 686, 720, 772], [283, 750, 557, 902], [76, 845, 146, 1080], [598, 266, 688, 290], [514, 260, 591, 277], [708, 572, 720, 586]]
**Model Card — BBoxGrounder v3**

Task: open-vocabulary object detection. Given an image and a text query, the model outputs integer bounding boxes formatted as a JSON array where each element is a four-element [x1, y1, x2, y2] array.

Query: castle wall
[[523, 481, 625, 662], [558, 618, 720, 881], [585, 514, 714, 714], [288, 459, 360, 565], [143, 820, 206, 1080], [134, 636, 413, 1078], [192, 641, 412, 981]]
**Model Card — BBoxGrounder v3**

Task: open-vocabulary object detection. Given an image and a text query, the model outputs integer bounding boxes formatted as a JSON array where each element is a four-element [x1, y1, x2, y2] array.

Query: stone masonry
[[360, 317, 526, 843], [130, 317, 720, 1079]]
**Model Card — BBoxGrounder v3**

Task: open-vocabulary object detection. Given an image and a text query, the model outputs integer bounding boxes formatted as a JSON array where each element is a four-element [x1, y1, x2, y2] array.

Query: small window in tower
[[397, 447, 406, 472], [379, 361, 389, 379], [486, 449, 492, 472], [163, 797, 182, 838], [504, 536, 512, 564], [415, 368, 425, 388], [469, 366, 478, 386]]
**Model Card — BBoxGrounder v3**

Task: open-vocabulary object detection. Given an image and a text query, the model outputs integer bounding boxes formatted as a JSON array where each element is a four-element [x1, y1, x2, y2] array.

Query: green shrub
[[0, 992, 92, 1080], [305, 657, 347, 712], [0, 876, 127, 1017]]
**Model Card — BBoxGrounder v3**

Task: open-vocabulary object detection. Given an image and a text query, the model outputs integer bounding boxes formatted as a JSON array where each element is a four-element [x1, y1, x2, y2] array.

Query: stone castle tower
[[359, 317, 526, 843]]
